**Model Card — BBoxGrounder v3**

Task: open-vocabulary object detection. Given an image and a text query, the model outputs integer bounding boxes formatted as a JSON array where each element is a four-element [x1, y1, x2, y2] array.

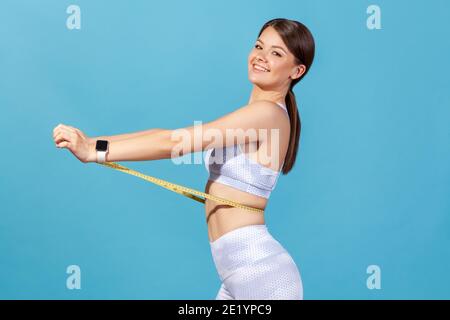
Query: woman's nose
[[255, 55, 267, 63]]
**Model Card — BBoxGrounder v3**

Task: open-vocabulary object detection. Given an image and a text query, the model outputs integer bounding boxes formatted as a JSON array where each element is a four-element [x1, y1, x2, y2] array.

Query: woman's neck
[[248, 85, 287, 106]]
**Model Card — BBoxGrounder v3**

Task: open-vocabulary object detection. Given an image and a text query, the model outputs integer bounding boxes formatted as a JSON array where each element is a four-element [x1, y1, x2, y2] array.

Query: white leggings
[[209, 224, 303, 300]]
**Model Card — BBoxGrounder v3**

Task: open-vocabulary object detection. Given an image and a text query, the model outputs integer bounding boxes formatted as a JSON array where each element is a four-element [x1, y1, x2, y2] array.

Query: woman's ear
[[291, 64, 306, 80]]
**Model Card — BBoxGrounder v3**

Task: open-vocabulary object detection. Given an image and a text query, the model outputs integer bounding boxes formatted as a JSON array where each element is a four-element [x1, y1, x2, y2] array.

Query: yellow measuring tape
[[97, 162, 265, 214]]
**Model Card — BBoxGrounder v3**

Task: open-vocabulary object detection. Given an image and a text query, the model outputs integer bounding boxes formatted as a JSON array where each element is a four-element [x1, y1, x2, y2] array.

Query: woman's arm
[[85, 128, 164, 163], [88, 100, 286, 163], [54, 126, 166, 163], [87, 128, 171, 162], [90, 128, 163, 142]]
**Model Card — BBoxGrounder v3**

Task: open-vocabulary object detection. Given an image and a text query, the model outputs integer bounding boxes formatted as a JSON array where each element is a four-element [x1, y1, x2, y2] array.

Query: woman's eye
[[254, 44, 281, 57]]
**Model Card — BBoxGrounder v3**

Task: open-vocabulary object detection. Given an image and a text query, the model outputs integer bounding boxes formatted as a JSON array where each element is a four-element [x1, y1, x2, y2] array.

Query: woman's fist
[[53, 123, 95, 163]]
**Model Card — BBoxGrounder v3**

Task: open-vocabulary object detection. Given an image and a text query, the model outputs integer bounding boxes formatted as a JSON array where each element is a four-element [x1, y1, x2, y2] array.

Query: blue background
[[0, 0, 449, 299]]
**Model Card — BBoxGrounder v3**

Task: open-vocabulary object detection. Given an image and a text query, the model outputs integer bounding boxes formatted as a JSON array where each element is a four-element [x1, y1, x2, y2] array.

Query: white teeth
[[254, 64, 269, 72]]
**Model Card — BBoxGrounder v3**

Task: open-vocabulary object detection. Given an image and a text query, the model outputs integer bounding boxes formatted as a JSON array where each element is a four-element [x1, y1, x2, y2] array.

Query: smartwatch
[[95, 140, 109, 163]]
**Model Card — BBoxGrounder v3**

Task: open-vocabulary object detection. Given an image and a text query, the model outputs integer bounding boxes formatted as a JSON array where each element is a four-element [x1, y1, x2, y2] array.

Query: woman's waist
[[206, 210, 265, 242], [204, 179, 268, 242], [204, 179, 268, 211]]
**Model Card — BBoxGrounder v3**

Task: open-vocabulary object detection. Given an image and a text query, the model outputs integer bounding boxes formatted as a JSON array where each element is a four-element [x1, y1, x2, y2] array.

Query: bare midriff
[[204, 179, 268, 242]]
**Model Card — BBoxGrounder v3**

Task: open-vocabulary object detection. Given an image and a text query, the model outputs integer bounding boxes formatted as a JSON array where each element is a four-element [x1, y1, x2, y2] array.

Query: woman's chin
[[248, 74, 265, 86]]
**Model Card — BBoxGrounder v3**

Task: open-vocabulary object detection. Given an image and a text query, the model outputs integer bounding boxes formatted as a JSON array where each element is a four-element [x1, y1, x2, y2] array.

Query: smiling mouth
[[252, 63, 270, 72]]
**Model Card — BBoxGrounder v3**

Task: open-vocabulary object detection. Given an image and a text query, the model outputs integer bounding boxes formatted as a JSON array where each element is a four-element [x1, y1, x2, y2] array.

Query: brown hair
[[257, 18, 315, 174]]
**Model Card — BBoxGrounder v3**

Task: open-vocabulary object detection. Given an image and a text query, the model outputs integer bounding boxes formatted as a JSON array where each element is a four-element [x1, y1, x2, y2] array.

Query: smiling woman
[[53, 17, 315, 300], [207, 18, 315, 300]]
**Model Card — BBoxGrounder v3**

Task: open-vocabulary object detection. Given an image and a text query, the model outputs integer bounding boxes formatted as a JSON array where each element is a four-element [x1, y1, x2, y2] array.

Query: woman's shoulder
[[246, 100, 288, 118]]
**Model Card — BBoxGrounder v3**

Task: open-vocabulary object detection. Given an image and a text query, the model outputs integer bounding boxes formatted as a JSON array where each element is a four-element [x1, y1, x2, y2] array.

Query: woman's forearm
[[88, 129, 174, 163], [91, 128, 163, 142]]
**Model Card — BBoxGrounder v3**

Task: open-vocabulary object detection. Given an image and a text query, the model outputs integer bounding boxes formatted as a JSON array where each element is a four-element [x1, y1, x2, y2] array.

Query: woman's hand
[[53, 124, 95, 163]]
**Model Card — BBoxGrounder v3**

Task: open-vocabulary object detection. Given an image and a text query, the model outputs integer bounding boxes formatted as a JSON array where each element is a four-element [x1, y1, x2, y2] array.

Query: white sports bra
[[204, 102, 288, 199]]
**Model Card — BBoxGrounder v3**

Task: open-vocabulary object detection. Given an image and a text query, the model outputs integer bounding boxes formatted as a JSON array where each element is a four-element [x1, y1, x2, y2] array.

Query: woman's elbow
[[160, 127, 204, 159], [156, 129, 190, 160]]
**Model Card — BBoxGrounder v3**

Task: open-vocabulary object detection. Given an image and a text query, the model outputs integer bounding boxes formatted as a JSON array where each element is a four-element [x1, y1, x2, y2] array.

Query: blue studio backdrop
[[0, 0, 449, 299]]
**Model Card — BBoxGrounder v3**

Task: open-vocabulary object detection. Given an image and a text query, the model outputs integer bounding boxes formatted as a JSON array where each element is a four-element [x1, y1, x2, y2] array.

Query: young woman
[[52, 18, 315, 300]]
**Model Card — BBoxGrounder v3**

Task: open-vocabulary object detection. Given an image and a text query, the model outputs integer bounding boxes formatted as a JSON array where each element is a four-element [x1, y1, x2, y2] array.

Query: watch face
[[96, 140, 108, 152]]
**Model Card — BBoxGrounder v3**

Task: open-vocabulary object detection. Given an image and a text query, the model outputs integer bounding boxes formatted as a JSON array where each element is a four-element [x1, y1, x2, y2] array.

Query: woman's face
[[248, 26, 304, 90]]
